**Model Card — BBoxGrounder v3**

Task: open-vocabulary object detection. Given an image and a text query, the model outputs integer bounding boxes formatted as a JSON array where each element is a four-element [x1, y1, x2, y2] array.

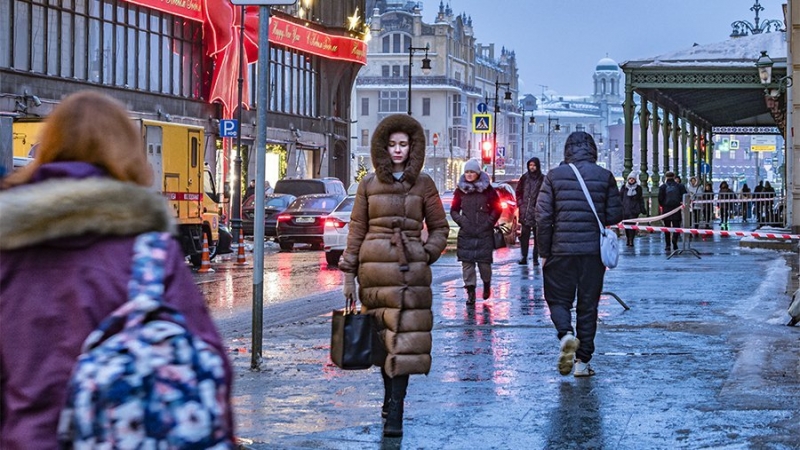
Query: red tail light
[[325, 217, 347, 228], [277, 214, 291, 221]]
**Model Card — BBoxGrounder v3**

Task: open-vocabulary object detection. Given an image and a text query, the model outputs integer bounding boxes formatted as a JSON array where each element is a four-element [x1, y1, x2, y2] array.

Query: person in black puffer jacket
[[451, 159, 502, 304], [536, 131, 622, 378]]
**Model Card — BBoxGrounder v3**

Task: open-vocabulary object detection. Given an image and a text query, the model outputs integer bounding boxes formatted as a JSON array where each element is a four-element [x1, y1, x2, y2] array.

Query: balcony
[[356, 76, 481, 95]]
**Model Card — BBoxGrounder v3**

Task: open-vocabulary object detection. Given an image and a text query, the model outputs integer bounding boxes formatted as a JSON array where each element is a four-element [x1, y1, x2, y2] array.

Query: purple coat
[[0, 163, 233, 449]]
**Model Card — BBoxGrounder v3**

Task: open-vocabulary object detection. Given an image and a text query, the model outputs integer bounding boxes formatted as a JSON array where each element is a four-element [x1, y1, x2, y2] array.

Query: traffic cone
[[197, 234, 214, 274], [235, 230, 248, 266]]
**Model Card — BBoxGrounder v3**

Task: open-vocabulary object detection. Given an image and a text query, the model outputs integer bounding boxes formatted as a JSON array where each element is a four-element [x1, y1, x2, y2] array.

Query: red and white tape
[[615, 223, 800, 240]]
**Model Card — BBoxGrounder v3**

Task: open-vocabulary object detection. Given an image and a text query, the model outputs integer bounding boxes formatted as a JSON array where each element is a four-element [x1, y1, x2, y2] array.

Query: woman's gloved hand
[[343, 272, 356, 299]]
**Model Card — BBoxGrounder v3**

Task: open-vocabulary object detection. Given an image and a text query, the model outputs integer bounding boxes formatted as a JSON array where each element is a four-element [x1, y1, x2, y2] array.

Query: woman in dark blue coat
[[450, 159, 501, 304]]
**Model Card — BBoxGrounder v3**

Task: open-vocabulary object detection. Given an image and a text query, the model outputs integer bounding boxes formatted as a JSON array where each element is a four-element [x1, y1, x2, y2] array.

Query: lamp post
[[756, 50, 793, 97], [489, 78, 512, 182], [407, 44, 431, 115], [520, 104, 535, 173], [607, 139, 619, 174], [546, 116, 560, 171]]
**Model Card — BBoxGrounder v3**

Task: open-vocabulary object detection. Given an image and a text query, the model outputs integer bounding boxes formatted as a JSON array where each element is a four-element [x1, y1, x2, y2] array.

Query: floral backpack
[[57, 232, 232, 449]]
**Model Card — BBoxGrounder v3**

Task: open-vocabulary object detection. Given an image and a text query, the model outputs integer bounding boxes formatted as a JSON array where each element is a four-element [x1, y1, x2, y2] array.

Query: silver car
[[322, 195, 355, 266]]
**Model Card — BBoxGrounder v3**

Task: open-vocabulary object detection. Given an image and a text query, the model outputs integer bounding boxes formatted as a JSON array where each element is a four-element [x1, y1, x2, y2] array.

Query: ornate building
[[355, 0, 520, 189]]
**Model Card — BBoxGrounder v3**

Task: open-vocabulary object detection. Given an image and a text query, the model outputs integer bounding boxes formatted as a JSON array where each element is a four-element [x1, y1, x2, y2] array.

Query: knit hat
[[464, 159, 482, 174]]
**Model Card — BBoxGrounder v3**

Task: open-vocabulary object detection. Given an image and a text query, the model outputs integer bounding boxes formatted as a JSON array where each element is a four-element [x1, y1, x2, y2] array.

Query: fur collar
[[370, 114, 426, 184], [0, 177, 175, 250], [457, 171, 491, 193]]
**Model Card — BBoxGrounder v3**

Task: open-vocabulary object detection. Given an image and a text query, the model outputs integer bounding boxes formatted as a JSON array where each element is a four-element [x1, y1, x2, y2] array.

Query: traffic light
[[481, 140, 493, 164]]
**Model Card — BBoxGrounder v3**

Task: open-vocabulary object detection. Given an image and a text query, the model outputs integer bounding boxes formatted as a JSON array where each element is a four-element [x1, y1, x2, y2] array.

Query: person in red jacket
[[0, 91, 234, 449]]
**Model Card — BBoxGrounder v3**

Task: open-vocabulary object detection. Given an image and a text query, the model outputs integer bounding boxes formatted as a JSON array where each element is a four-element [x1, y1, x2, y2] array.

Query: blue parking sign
[[220, 119, 239, 138]]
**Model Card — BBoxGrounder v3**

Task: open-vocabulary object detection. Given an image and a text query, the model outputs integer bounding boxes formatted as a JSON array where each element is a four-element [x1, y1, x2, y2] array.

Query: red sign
[[432, 133, 439, 146], [123, 0, 203, 22], [269, 16, 366, 65]]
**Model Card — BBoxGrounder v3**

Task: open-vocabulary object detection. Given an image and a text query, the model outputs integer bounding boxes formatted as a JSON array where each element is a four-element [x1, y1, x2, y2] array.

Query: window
[[382, 65, 390, 77], [422, 98, 430, 116], [361, 97, 369, 116], [451, 94, 463, 118], [379, 91, 407, 113], [392, 65, 401, 77], [361, 129, 369, 147]]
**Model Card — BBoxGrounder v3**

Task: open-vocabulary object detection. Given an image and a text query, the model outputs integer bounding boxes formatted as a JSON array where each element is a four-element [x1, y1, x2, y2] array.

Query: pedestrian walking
[[763, 181, 776, 225], [740, 182, 752, 222], [657, 171, 687, 251], [515, 157, 544, 265], [450, 159, 502, 304], [686, 176, 704, 227], [339, 114, 450, 437], [0, 91, 233, 449], [536, 131, 622, 378], [718, 181, 734, 230], [619, 174, 644, 247], [702, 182, 715, 228]]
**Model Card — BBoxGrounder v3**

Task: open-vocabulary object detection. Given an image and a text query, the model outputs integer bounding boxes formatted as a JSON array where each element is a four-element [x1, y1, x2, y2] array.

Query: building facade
[[355, 0, 520, 190], [1, 0, 366, 202]]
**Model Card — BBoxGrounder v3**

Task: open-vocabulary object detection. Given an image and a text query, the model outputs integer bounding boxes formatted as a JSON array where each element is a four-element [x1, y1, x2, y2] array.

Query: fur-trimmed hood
[[370, 114, 426, 184], [0, 176, 175, 250]]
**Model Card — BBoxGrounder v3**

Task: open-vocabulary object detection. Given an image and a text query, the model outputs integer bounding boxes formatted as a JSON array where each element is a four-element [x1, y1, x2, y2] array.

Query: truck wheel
[[325, 250, 342, 266]]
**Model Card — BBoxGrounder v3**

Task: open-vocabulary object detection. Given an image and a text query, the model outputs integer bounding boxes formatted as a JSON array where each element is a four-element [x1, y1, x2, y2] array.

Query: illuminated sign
[[123, 0, 203, 22], [269, 16, 366, 65]]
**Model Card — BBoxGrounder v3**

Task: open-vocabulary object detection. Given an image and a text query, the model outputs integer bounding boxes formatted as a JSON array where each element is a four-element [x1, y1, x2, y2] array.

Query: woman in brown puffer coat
[[339, 114, 449, 438]]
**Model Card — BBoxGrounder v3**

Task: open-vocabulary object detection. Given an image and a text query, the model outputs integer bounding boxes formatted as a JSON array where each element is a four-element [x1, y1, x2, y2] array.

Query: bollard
[[235, 231, 248, 266]]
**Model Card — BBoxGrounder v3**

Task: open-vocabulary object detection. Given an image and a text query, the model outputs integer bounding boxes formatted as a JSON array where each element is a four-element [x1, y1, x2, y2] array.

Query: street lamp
[[756, 50, 792, 98], [407, 44, 431, 115], [488, 78, 512, 182], [520, 104, 535, 170], [546, 116, 560, 171]]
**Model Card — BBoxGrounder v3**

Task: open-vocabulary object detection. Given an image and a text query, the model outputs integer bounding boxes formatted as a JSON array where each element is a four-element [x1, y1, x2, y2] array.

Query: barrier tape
[[614, 223, 800, 240], [690, 197, 780, 205]]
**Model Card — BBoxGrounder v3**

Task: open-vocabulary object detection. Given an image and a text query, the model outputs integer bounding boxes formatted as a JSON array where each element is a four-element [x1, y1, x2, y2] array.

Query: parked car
[[273, 177, 347, 200], [439, 192, 459, 246], [492, 182, 519, 246], [276, 194, 342, 251], [241, 193, 296, 238], [322, 194, 355, 266]]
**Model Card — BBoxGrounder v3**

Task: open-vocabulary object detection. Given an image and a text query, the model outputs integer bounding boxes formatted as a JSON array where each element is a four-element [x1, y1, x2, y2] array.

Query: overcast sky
[[420, 0, 787, 97]]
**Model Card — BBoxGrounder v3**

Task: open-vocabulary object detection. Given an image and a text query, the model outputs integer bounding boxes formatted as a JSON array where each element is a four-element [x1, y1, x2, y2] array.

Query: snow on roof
[[622, 31, 786, 69]]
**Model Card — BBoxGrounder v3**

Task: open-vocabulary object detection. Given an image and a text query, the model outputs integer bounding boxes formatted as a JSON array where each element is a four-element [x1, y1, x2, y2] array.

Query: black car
[[276, 194, 342, 251], [241, 193, 297, 238]]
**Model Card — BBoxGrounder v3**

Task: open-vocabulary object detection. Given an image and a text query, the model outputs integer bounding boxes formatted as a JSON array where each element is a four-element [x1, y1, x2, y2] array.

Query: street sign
[[496, 156, 505, 169], [700, 162, 710, 174], [230, 0, 296, 4], [472, 114, 492, 134], [477, 103, 488, 113], [496, 146, 506, 158], [751, 135, 776, 152], [220, 119, 239, 138], [432, 133, 439, 146]]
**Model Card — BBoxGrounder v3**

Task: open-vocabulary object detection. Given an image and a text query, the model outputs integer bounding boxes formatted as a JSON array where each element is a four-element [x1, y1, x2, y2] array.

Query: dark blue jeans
[[543, 255, 606, 363], [519, 222, 538, 259]]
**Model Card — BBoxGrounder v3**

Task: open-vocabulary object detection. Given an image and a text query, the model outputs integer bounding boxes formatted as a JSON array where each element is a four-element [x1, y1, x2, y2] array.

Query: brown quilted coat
[[339, 114, 449, 377]]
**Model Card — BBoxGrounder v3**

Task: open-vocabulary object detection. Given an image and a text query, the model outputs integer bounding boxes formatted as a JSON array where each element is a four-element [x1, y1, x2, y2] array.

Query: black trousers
[[543, 255, 605, 363], [519, 222, 538, 259], [663, 216, 681, 248]]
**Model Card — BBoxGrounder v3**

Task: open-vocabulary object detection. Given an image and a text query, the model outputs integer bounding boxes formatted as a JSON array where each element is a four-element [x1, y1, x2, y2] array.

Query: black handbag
[[330, 296, 383, 370], [493, 226, 507, 249]]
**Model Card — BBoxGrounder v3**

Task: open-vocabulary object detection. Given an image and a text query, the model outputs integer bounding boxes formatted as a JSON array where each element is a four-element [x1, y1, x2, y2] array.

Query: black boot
[[517, 255, 528, 265], [465, 286, 476, 305], [383, 375, 409, 437], [482, 281, 491, 300], [381, 368, 391, 419]]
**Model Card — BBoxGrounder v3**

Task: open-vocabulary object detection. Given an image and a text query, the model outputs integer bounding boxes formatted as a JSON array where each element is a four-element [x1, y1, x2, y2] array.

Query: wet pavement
[[212, 227, 800, 449]]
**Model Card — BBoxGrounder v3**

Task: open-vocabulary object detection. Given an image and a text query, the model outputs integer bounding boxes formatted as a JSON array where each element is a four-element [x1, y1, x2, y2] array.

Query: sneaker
[[557, 333, 579, 376], [573, 360, 595, 377]]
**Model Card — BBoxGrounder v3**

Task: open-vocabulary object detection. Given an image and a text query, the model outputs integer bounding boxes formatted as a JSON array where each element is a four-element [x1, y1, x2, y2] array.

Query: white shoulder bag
[[568, 163, 619, 269]]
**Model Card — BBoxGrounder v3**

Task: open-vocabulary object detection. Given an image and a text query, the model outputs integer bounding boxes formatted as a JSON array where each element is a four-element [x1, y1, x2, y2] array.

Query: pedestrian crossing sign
[[472, 114, 492, 134]]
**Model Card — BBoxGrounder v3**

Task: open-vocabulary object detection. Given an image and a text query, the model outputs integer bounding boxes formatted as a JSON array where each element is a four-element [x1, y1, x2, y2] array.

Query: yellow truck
[[9, 118, 226, 266]]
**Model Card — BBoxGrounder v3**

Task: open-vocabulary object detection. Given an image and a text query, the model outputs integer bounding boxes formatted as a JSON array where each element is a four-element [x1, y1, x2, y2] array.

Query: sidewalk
[[222, 229, 800, 449]]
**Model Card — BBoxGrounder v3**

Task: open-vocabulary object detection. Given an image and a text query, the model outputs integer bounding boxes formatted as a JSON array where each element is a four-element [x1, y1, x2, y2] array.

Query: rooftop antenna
[[538, 84, 548, 102]]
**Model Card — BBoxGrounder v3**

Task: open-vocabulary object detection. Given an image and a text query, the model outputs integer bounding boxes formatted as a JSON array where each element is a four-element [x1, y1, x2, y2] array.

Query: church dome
[[596, 57, 619, 72]]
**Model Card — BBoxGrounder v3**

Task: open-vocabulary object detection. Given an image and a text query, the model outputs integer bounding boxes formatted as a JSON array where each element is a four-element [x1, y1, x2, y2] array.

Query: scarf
[[625, 182, 638, 197]]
